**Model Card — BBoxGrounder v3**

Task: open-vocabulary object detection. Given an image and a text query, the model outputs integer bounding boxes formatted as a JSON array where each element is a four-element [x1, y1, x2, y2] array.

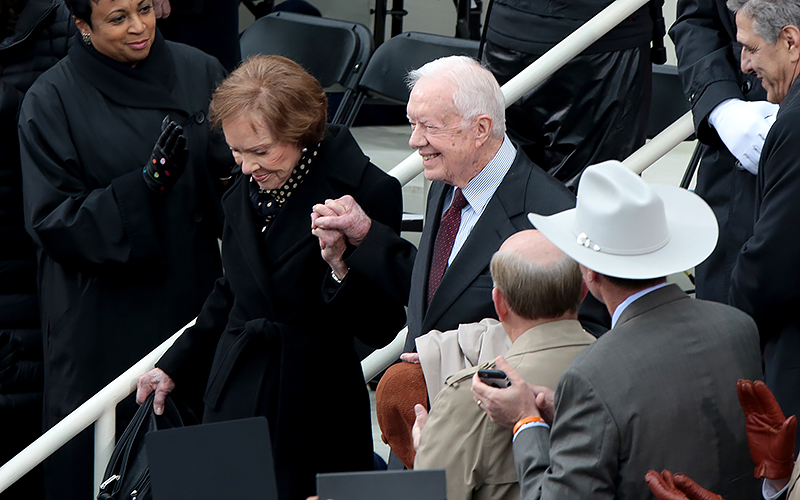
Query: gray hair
[[490, 250, 583, 321], [728, 0, 800, 44], [406, 55, 506, 138]]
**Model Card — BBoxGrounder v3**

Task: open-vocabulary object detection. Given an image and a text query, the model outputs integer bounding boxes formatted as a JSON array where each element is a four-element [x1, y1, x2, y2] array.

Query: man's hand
[[400, 353, 420, 363], [646, 470, 725, 500], [471, 356, 544, 428], [311, 195, 372, 246], [153, 0, 171, 18], [412, 404, 428, 452], [708, 99, 779, 174], [136, 368, 175, 415], [737, 379, 797, 480], [311, 221, 348, 280]]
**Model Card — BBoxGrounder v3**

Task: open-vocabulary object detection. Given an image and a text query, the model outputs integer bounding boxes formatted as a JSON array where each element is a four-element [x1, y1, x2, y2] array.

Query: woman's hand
[[312, 207, 348, 280], [136, 368, 175, 415]]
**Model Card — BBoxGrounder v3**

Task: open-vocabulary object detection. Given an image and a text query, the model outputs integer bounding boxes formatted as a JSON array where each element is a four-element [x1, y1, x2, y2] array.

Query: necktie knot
[[450, 188, 467, 212]]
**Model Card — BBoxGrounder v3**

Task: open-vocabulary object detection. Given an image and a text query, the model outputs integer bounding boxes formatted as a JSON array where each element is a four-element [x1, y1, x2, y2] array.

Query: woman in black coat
[[137, 55, 406, 500], [17, 0, 231, 497]]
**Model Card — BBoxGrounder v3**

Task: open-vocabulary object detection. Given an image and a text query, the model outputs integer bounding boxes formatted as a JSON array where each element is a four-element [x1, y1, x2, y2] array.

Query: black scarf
[[69, 29, 182, 111]]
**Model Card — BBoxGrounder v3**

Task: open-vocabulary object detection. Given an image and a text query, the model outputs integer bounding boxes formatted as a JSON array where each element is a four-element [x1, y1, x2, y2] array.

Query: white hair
[[728, 0, 800, 44], [406, 55, 506, 138]]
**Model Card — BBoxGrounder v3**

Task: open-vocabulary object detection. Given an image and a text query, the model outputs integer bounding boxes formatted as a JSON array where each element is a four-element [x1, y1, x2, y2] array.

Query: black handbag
[[97, 393, 197, 500]]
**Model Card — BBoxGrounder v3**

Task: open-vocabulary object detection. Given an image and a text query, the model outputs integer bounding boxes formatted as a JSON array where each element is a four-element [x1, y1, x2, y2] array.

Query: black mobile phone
[[477, 369, 511, 388]]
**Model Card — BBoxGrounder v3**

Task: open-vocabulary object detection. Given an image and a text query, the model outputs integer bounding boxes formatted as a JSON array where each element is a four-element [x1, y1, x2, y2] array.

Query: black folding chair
[[357, 31, 480, 106], [239, 11, 373, 127]]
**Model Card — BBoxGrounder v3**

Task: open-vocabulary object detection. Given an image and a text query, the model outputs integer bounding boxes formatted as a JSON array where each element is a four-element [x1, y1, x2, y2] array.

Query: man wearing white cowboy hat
[[471, 161, 763, 500]]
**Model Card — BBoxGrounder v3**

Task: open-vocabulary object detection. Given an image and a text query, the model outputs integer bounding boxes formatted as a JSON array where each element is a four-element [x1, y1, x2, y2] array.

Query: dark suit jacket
[[351, 146, 577, 352], [513, 284, 762, 500], [157, 125, 406, 500], [669, 0, 766, 303], [730, 78, 800, 451]]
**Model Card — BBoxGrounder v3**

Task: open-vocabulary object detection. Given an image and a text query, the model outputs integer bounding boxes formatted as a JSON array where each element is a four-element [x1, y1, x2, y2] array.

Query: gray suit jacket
[[513, 284, 762, 500]]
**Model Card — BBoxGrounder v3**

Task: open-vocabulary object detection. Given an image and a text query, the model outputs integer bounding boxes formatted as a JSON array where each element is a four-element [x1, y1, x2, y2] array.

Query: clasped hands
[[647, 380, 796, 500], [310, 195, 372, 281], [709, 99, 779, 175]]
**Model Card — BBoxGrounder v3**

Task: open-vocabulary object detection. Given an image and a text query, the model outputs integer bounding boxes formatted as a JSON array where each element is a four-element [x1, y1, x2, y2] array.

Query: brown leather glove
[[737, 379, 797, 479], [645, 470, 724, 500]]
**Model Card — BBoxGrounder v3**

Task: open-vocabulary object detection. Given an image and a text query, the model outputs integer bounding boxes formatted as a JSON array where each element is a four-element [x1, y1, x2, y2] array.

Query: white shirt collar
[[610, 282, 670, 329], [459, 135, 516, 214]]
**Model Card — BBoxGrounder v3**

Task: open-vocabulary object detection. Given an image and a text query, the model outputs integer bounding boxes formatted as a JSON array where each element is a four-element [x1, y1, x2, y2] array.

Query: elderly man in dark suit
[[472, 161, 762, 500], [311, 56, 602, 355], [726, 0, 800, 453]]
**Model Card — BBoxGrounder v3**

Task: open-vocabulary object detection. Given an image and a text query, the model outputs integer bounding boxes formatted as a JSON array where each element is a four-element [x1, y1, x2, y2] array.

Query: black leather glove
[[143, 116, 188, 193]]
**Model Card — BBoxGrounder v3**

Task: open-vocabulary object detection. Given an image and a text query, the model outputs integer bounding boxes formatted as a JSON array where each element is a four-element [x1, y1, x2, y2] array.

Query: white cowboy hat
[[527, 160, 718, 279]]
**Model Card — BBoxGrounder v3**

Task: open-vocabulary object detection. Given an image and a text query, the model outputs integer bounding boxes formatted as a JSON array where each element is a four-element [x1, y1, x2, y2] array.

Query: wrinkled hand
[[400, 352, 420, 364], [737, 379, 797, 479], [471, 356, 543, 429], [708, 99, 779, 174], [153, 0, 171, 18], [311, 215, 348, 280], [412, 404, 428, 452], [136, 367, 175, 415], [646, 470, 725, 500], [311, 195, 372, 246], [143, 116, 188, 193]]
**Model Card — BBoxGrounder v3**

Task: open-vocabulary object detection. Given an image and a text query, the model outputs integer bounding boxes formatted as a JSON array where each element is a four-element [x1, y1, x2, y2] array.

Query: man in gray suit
[[472, 161, 762, 500]]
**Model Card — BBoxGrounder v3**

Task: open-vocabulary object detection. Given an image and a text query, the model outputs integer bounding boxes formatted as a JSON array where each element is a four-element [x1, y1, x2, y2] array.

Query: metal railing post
[[94, 407, 116, 490]]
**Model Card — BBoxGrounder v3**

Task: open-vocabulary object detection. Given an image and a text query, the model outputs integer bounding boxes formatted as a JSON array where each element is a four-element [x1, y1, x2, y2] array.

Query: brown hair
[[490, 250, 583, 320], [209, 55, 327, 148]]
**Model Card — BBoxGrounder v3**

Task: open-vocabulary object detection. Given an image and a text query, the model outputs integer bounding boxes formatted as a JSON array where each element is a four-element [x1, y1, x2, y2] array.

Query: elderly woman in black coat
[[17, 0, 231, 497], [137, 55, 406, 500]]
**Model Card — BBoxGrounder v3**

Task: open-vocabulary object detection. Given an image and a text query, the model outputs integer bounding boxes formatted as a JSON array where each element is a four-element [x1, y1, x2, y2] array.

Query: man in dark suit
[[727, 0, 800, 453], [312, 55, 601, 354], [472, 161, 762, 500], [670, 0, 776, 304]]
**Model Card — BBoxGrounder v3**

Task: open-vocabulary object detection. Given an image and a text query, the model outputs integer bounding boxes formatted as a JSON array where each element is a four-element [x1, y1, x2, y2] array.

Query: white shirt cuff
[[762, 478, 790, 500]]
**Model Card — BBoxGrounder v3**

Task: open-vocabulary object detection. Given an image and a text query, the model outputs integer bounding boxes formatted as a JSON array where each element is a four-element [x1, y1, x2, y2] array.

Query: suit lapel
[[422, 155, 531, 331], [409, 181, 448, 317]]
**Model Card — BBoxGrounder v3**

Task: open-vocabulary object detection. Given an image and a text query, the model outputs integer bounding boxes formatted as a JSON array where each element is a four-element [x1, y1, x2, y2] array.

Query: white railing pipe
[[388, 0, 651, 184], [623, 112, 695, 174], [0, 320, 194, 494], [362, 327, 408, 382]]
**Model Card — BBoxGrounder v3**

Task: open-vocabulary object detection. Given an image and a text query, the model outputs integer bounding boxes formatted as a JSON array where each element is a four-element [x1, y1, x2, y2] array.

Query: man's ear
[[782, 24, 800, 62], [474, 115, 493, 147], [492, 287, 509, 322]]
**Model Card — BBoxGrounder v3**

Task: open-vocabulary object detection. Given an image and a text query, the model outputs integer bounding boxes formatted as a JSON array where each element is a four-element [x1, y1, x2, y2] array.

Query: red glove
[[737, 380, 797, 479], [645, 470, 724, 500]]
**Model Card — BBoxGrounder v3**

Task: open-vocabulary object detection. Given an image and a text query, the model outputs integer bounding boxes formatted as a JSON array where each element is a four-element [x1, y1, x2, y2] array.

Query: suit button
[[741, 80, 752, 93], [688, 93, 695, 103], [194, 111, 205, 124], [194, 213, 203, 223]]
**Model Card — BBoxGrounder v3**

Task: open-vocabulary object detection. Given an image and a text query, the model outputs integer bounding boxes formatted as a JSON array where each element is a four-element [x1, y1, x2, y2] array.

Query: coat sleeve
[[157, 275, 234, 403], [729, 110, 800, 342], [323, 172, 408, 349], [668, 0, 744, 144], [515, 370, 620, 500], [18, 84, 163, 267]]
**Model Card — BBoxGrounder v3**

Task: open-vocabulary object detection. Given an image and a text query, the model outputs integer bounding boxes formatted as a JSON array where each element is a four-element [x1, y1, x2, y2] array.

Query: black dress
[[19, 31, 231, 500], [158, 124, 406, 500]]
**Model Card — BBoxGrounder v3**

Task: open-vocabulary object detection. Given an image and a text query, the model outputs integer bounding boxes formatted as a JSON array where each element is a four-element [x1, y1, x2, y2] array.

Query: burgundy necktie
[[427, 188, 468, 307]]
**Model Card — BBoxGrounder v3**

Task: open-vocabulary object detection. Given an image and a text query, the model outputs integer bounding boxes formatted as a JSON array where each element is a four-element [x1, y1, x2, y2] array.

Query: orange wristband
[[513, 416, 546, 435]]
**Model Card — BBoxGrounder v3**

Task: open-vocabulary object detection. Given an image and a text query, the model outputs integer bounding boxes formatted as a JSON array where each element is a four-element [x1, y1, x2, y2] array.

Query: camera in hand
[[477, 369, 511, 388]]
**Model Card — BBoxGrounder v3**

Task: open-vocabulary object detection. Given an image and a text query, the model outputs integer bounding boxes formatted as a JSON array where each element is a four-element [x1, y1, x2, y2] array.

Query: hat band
[[575, 231, 670, 256]]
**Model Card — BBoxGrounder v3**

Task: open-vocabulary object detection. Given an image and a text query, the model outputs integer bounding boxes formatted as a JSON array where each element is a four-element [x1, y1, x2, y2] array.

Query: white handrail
[[623, 112, 695, 174], [389, 0, 651, 185], [0, 320, 194, 494]]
